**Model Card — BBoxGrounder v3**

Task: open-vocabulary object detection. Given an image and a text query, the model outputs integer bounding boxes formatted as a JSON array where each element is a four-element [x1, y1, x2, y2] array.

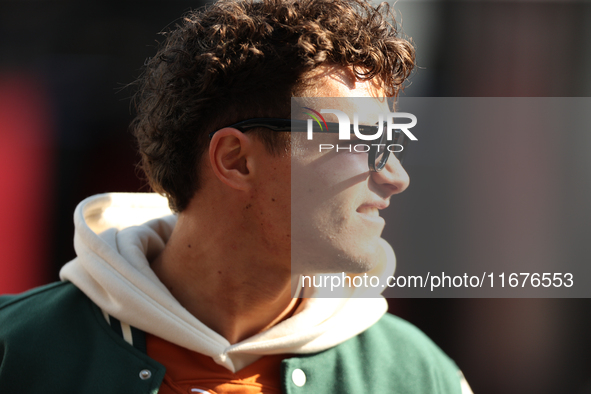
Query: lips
[[356, 200, 390, 216], [357, 206, 380, 217]]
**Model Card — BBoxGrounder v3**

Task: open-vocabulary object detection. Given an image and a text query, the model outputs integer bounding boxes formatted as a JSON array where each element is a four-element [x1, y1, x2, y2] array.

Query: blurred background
[[1, 0, 590, 393]]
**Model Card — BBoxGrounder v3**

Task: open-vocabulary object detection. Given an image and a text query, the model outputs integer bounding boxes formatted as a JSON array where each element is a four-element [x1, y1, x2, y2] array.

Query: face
[[290, 66, 410, 274]]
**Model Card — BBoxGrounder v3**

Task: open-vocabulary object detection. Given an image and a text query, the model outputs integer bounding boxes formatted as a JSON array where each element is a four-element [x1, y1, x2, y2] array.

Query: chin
[[292, 237, 383, 275], [335, 246, 383, 274]]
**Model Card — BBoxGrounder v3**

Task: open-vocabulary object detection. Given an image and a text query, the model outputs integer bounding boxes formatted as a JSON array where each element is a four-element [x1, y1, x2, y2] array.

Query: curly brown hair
[[132, 0, 415, 212]]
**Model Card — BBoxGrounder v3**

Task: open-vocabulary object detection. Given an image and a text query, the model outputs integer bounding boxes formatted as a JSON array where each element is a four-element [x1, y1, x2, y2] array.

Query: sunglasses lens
[[371, 128, 409, 171], [373, 131, 390, 171]]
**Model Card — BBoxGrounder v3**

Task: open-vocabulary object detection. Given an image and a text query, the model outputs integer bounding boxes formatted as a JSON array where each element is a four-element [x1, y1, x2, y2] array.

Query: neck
[[151, 199, 294, 344]]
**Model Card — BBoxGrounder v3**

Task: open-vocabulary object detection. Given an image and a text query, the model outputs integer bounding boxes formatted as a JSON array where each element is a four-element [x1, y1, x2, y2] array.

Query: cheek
[[293, 134, 368, 181], [317, 150, 367, 183], [296, 148, 367, 186], [291, 152, 368, 229], [291, 138, 370, 229]]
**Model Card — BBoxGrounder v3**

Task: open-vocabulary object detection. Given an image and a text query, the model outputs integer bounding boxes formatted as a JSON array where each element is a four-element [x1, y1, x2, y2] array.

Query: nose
[[370, 153, 410, 198]]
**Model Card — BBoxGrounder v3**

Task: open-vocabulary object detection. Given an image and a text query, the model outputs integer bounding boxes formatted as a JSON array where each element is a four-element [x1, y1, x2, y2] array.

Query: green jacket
[[0, 282, 461, 393]]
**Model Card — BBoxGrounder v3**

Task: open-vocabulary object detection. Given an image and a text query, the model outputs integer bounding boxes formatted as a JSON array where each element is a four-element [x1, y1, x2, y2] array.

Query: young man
[[0, 0, 472, 392]]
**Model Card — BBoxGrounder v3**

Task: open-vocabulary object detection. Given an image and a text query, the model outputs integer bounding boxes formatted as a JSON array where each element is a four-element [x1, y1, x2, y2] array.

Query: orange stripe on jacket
[[147, 334, 286, 394]]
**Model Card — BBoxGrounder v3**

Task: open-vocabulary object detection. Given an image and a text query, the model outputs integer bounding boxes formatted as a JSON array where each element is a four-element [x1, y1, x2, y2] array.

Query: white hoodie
[[60, 193, 397, 372]]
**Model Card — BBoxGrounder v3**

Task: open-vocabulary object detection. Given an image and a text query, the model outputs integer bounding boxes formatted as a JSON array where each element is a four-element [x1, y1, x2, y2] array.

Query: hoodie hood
[[60, 193, 396, 372]]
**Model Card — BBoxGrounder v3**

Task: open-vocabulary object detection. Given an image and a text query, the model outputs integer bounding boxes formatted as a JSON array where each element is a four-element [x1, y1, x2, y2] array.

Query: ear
[[208, 128, 255, 191]]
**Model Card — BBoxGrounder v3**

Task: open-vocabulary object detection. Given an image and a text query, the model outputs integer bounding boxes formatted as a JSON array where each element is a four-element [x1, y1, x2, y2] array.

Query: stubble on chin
[[291, 237, 385, 275]]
